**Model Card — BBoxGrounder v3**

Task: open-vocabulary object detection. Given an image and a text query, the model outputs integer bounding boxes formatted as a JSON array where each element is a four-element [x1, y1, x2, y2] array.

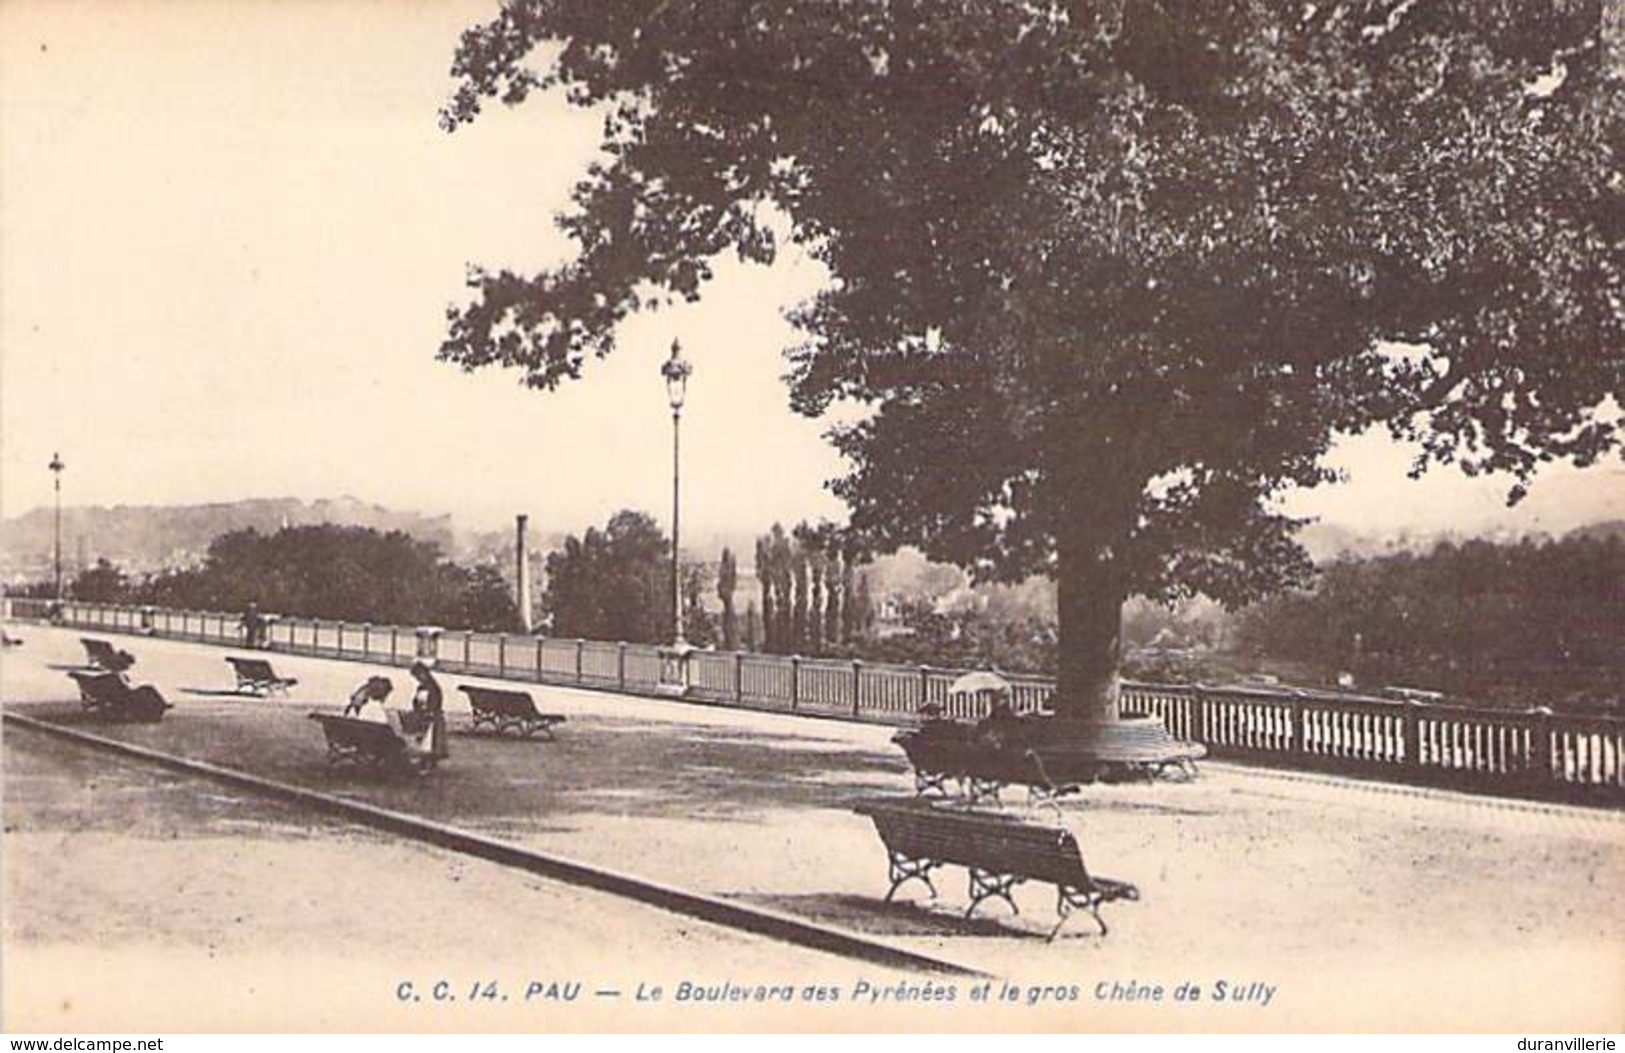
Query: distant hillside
[[1296, 523, 1387, 562], [454, 524, 570, 565], [1292, 521, 1616, 563], [0, 497, 455, 581], [1568, 519, 1625, 543]]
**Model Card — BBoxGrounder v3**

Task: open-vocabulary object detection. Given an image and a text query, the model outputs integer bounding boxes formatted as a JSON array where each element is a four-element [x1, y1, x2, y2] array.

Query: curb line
[[3, 710, 981, 978]]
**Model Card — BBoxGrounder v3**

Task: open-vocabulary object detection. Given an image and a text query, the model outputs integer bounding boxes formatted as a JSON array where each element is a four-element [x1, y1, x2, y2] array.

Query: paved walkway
[[3, 624, 1622, 1031], [4, 729, 904, 1032]]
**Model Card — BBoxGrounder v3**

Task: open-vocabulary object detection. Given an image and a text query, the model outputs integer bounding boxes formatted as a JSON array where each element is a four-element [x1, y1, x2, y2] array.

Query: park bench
[[1034, 716, 1207, 782], [226, 655, 298, 696], [893, 722, 1080, 806], [458, 685, 567, 739], [68, 670, 172, 722], [80, 637, 136, 674], [894, 715, 1204, 803], [308, 712, 436, 775], [852, 796, 1139, 940]]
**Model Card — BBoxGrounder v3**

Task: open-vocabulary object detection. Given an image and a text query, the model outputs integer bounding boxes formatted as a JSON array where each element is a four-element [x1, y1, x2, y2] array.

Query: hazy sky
[[3, 1, 1620, 542]]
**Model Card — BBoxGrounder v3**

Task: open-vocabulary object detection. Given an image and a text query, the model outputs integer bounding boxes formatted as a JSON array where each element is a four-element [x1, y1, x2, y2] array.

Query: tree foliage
[[440, 1, 1622, 712], [543, 509, 671, 643], [753, 533, 776, 650], [681, 558, 717, 644], [70, 559, 129, 604], [115, 526, 517, 630], [752, 519, 863, 654], [860, 597, 1060, 675], [756, 523, 795, 650], [1232, 535, 1625, 709], [717, 546, 739, 649]]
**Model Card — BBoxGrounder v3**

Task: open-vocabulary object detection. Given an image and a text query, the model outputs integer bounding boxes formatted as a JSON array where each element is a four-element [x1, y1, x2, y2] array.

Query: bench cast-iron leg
[[1165, 758, 1199, 781], [1052, 888, 1108, 941], [966, 869, 1022, 918], [963, 778, 1005, 806], [885, 851, 939, 902]]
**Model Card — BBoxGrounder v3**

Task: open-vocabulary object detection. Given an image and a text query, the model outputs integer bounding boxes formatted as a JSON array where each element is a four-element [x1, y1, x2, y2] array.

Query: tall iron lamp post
[[48, 452, 66, 601], [662, 340, 692, 645]]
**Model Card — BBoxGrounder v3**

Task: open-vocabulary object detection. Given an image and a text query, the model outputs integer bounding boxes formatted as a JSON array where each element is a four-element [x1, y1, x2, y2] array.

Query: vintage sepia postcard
[[2, 0, 1621, 1036]]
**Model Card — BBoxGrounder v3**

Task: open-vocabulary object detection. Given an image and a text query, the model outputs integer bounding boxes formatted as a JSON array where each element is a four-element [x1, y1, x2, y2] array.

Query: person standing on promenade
[[239, 603, 266, 649], [409, 659, 449, 763]]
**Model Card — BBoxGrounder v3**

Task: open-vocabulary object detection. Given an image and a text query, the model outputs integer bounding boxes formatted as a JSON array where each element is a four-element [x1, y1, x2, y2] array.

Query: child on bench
[[342, 672, 442, 770], [343, 675, 394, 717]]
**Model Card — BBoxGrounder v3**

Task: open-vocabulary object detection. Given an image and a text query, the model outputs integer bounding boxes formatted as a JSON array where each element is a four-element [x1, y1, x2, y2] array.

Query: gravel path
[[3, 624, 1621, 1031]]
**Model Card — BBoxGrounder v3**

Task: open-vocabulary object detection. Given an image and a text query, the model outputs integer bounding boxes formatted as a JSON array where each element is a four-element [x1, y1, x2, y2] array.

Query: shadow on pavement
[[734, 891, 1076, 941]]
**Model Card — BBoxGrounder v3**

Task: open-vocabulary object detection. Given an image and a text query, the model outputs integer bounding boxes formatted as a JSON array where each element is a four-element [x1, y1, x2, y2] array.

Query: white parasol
[[946, 670, 1011, 697]]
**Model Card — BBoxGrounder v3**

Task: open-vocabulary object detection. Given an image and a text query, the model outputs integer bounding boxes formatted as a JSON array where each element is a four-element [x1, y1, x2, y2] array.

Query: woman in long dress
[[408, 659, 449, 763]]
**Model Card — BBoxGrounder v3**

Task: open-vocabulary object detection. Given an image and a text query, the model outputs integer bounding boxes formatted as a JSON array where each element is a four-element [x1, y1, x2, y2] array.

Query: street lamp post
[[662, 340, 692, 645], [48, 452, 65, 602]]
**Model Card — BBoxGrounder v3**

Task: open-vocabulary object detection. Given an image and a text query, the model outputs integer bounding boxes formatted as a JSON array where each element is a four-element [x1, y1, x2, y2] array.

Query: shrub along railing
[[5, 597, 1620, 805]]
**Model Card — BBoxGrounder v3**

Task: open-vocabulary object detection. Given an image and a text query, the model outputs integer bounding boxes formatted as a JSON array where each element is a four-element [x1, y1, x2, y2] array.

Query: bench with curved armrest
[[894, 715, 1205, 804], [458, 685, 567, 739], [68, 670, 171, 722], [893, 721, 1049, 800], [81, 638, 136, 674], [226, 656, 298, 696], [308, 712, 436, 775], [853, 796, 1139, 940]]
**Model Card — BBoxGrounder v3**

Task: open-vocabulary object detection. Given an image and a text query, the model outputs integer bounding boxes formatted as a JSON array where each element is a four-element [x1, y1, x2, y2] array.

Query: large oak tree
[[439, 1, 1622, 718]]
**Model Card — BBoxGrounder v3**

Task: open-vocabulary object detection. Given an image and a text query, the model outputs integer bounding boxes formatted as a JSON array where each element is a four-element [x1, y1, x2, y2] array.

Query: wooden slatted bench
[[1032, 718, 1207, 782], [68, 670, 172, 722], [895, 716, 1205, 802], [853, 796, 1138, 940], [458, 685, 567, 739], [893, 725, 1061, 803], [81, 637, 136, 674], [308, 712, 435, 775], [226, 655, 299, 696]]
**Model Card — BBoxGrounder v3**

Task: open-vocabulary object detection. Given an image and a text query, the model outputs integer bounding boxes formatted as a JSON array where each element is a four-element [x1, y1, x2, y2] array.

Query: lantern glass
[[661, 341, 692, 410]]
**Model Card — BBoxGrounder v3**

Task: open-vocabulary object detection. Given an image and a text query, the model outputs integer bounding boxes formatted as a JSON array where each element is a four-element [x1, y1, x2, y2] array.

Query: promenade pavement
[[3, 623, 1621, 1031], [4, 728, 903, 1032]]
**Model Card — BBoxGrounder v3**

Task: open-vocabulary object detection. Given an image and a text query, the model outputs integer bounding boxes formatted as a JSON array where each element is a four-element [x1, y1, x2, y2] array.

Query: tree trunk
[[1054, 530, 1125, 722]]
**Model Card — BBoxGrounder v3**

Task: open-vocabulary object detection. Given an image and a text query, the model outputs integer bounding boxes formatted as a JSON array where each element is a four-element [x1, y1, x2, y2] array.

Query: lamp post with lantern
[[48, 452, 65, 602], [661, 340, 692, 646]]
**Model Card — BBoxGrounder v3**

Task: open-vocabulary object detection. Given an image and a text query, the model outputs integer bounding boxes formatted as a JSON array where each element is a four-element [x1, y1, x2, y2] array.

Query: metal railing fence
[[6, 596, 1619, 804]]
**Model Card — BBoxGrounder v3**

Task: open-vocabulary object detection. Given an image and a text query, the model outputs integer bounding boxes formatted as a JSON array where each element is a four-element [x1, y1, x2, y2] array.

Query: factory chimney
[[516, 514, 534, 633]]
